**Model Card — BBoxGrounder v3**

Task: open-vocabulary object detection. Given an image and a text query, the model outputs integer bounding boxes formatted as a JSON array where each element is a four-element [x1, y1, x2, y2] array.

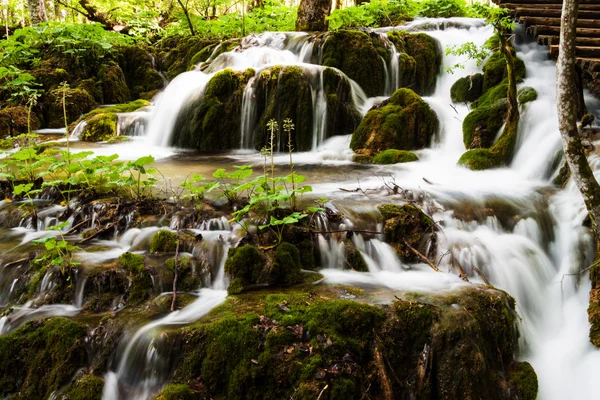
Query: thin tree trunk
[[556, 0, 600, 242], [27, 0, 47, 25], [176, 0, 195, 35]]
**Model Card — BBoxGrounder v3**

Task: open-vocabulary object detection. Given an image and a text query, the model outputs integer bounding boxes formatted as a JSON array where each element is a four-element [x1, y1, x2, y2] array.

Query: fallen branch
[[452, 254, 469, 282], [472, 265, 491, 285], [374, 345, 393, 400], [65, 218, 91, 236], [3, 258, 28, 268], [77, 223, 114, 244], [404, 240, 440, 272], [316, 385, 329, 400]]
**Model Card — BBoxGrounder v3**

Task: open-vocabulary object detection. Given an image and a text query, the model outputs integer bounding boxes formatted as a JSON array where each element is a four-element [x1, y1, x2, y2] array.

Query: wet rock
[[150, 230, 178, 253], [323, 67, 362, 138], [80, 113, 118, 142], [116, 45, 165, 100], [343, 240, 368, 272], [450, 73, 484, 103], [154, 384, 199, 399], [320, 30, 385, 97], [98, 62, 130, 104], [509, 361, 538, 400], [463, 97, 509, 149], [372, 149, 419, 164], [171, 68, 253, 152], [518, 86, 538, 105], [60, 374, 104, 400], [378, 203, 436, 262], [482, 50, 526, 92], [157, 36, 217, 79], [351, 88, 439, 154], [45, 88, 96, 128], [119, 252, 152, 304], [387, 31, 441, 96]]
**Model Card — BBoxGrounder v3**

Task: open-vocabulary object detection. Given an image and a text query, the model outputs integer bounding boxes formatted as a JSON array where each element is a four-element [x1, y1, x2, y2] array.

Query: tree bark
[[557, 0, 600, 242], [176, 0, 195, 35], [27, 0, 47, 25], [296, 0, 330, 31]]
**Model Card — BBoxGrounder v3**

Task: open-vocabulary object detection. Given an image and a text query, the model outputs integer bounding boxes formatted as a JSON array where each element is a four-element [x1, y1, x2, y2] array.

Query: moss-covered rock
[[224, 244, 266, 295], [165, 256, 201, 292], [251, 66, 314, 152], [164, 284, 528, 400], [98, 62, 130, 104], [272, 242, 303, 285], [61, 374, 104, 400], [322, 67, 362, 138], [463, 99, 508, 149], [0, 105, 41, 137], [378, 203, 436, 262], [150, 230, 178, 253], [76, 78, 104, 103], [0, 317, 88, 398], [79, 112, 118, 142], [158, 36, 217, 80], [192, 39, 241, 71], [118, 251, 152, 304], [589, 260, 600, 347], [171, 68, 253, 152], [320, 30, 385, 97], [387, 31, 441, 96], [509, 361, 538, 400], [372, 149, 419, 164], [351, 88, 438, 154], [458, 148, 502, 170], [116, 45, 165, 100], [154, 384, 199, 400], [46, 88, 95, 128], [450, 73, 484, 103], [343, 240, 368, 271], [482, 51, 526, 92], [518, 86, 538, 104]]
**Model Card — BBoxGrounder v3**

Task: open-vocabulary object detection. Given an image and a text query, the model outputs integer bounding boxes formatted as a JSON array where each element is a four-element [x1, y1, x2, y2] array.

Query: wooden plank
[[497, 0, 600, 5], [538, 35, 600, 47], [502, 3, 600, 10], [529, 25, 600, 38], [520, 17, 600, 29], [513, 7, 600, 18], [550, 45, 600, 59]]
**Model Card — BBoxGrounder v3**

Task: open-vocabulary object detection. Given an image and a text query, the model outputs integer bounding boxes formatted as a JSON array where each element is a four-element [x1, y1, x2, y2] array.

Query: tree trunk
[[176, 0, 195, 35], [556, 0, 600, 348], [296, 0, 331, 31], [27, 0, 47, 25]]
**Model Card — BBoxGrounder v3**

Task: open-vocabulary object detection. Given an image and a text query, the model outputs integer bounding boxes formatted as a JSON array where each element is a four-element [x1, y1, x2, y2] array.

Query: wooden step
[[529, 26, 600, 38], [502, 3, 600, 10], [512, 7, 600, 18], [520, 17, 600, 29], [579, 58, 600, 72], [497, 0, 600, 5], [538, 35, 600, 47], [550, 45, 600, 59]]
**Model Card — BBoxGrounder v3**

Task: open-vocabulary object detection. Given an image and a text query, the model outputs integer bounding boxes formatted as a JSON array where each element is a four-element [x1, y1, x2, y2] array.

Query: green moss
[[322, 67, 362, 138], [76, 78, 103, 103], [252, 66, 314, 152], [154, 384, 198, 400], [352, 153, 373, 163], [351, 88, 438, 154], [321, 30, 385, 97], [116, 45, 164, 100], [84, 99, 151, 117], [150, 230, 178, 253], [398, 52, 417, 89], [98, 62, 130, 104], [61, 374, 104, 400], [106, 135, 131, 144], [0, 317, 87, 398], [458, 148, 501, 170], [80, 112, 118, 142], [0, 106, 41, 137], [372, 149, 419, 164], [343, 240, 368, 271], [518, 86, 538, 104], [224, 245, 266, 295], [450, 73, 484, 103], [462, 99, 508, 149], [160, 37, 219, 79], [119, 252, 145, 274], [510, 362, 538, 400], [0, 137, 14, 149], [387, 30, 441, 96], [171, 68, 253, 152], [46, 88, 95, 128], [165, 256, 201, 291], [482, 51, 526, 92], [378, 203, 436, 262], [273, 242, 303, 285]]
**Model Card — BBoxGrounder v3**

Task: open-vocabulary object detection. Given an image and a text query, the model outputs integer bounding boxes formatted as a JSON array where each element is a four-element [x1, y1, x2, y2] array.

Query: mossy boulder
[[351, 88, 438, 154], [378, 203, 436, 262], [171, 68, 253, 152], [119, 251, 153, 304], [458, 148, 502, 170], [154, 384, 199, 400], [98, 62, 130, 104], [463, 99, 508, 149], [46, 88, 95, 128], [343, 240, 368, 271], [116, 45, 165, 100], [322, 67, 362, 138], [272, 242, 303, 285], [79, 112, 118, 142], [164, 285, 529, 400], [372, 149, 419, 164], [61, 374, 104, 400], [158, 36, 217, 80], [0, 317, 88, 398], [589, 260, 600, 347], [251, 66, 314, 151], [0, 105, 41, 137], [76, 78, 104, 103], [150, 230, 178, 253], [509, 362, 538, 400], [84, 99, 151, 117], [224, 244, 267, 294], [518, 86, 538, 104], [450, 73, 484, 103], [165, 255, 202, 291], [482, 51, 526, 92], [30, 67, 70, 92], [193, 39, 241, 71], [387, 31, 441, 96], [320, 30, 385, 97]]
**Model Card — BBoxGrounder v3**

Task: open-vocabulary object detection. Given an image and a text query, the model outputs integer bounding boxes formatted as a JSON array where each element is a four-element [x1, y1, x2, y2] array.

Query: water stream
[[1, 17, 599, 399]]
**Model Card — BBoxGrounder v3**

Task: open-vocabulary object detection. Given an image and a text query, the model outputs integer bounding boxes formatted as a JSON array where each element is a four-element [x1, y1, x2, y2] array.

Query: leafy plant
[[33, 222, 81, 275], [418, 0, 467, 18]]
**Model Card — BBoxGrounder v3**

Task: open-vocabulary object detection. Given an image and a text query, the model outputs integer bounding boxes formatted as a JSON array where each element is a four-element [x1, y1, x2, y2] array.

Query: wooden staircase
[[492, 0, 600, 98]]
